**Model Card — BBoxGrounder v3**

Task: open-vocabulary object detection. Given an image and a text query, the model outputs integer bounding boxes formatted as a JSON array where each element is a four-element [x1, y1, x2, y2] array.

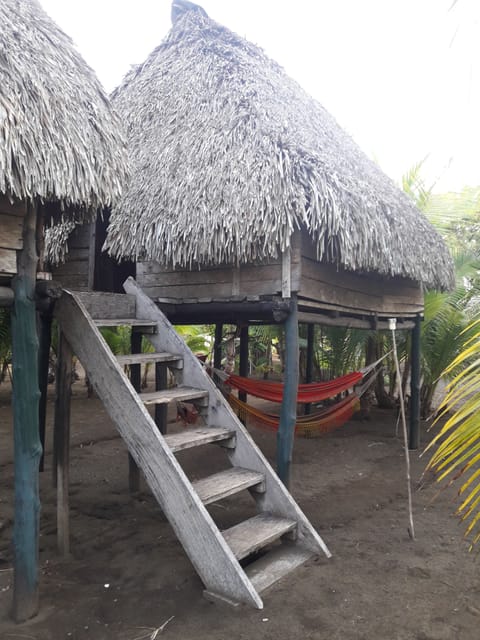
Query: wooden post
[[155, 363, 168, 435], [305, 323, 315, 416], [409, 314, 422, 450], [11, 201, 41, 622], [213, 323, 223, 371], [38, 309, 53, 472], [239, 325, 249, 403], [277, 296, 299, 488], [53, 331, 73, 556], [128, 330, 142, 492]]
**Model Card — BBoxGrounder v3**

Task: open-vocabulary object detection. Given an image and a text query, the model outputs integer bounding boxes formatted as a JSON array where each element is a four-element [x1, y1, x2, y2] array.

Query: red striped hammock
[[225, 371, 363, 404], [229, 393, 361, 438]]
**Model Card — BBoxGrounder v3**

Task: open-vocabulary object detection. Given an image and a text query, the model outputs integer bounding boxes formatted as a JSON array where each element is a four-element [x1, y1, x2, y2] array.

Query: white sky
[[41, 0, 480, 193]]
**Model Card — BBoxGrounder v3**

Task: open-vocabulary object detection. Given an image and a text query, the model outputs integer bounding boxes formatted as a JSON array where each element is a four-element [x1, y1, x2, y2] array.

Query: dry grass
[[106, 4, 453, 291], [0, 0, 128, 215]]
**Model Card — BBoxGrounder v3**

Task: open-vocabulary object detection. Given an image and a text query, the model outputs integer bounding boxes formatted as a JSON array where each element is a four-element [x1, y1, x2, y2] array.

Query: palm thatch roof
[[0, 0, 128, 212], [106, 1, 454, 291]]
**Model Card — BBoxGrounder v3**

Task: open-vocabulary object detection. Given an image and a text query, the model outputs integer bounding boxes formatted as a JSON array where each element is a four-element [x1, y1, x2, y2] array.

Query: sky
[[40, 0, 480, 193]]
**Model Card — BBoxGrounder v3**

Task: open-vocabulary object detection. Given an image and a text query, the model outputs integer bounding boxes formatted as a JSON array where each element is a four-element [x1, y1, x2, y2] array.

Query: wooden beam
[[53, 331, 73, 556], [409, 314, 422, 450], [277, 296, 298, 488], [11, 201, 41, 622]]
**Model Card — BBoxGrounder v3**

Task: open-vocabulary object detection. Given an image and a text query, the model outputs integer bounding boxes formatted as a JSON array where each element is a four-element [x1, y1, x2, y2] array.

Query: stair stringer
[[54, 291, 263, 609], [124, 277, 331, 559]]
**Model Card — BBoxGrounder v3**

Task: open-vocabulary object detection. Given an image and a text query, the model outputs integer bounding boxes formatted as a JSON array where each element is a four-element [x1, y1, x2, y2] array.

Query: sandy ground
[[0, 381, 479, 640]]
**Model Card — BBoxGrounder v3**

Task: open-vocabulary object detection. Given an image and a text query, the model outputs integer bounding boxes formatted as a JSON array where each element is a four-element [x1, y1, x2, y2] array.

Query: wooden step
[[117, 352, 183, 368], [164, 427, 236, 453], [139, 387, 209, 406], [95, 318, 158, 329], [245, 545, 313, 594], [192, 468, 265, 506], [223, 514, 297, 561]]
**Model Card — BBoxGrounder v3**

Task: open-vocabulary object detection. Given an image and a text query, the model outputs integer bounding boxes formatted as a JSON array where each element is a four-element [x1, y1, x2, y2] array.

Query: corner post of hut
[[409, 313, 422, 449], [277, 247, 299, 487], [11, 199, 42, 622]]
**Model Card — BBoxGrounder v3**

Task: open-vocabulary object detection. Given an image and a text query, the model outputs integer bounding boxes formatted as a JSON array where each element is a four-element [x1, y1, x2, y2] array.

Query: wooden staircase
[[54, 278, 330, 609]]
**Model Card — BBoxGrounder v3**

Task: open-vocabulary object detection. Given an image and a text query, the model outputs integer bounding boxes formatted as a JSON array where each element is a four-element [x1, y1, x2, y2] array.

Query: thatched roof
[[106, 1, 454, 291], [0, 0, 128, 212]]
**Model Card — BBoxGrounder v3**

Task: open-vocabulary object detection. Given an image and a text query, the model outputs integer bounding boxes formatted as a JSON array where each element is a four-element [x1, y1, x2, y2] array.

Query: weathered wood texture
[[192, 468, 265, 506], [298, 232, 424, 317], [125, 277, 331, 559], [75, 291, 136, 319], [50, 224, 91, 291], [53, 332, 73, 555], [0, 195, 25, 277], [245, 545, 312, 594], [223, 514, 297, 560], [164, 427, 236, 453], [54, 290, 263, 608], [136, 233, 302, 301]]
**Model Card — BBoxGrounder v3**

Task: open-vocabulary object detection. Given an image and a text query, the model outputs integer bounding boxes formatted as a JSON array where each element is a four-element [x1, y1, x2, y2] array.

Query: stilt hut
[[101, 0, 453, 465], [0, 0, 128, 622], [53, 1, 454, 472]]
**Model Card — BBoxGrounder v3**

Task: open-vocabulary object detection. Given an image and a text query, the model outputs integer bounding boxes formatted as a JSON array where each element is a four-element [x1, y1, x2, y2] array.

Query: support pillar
[[213, 323, 223, 371], [53, 331, 73, 556], [155, 362, 168, 435], [239, 325, 249, 403], [38, 308, 53, 472], [409, 314, 422, 450], [277, 296, 299, 488], [11, 201, 41, 622], [305, 323, 315, 415]]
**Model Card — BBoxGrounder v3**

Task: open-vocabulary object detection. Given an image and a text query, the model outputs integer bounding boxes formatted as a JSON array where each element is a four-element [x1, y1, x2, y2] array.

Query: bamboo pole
[[277, 296, 299, 488], [390, 318, 415, 540], [11, 201, 41, 622]]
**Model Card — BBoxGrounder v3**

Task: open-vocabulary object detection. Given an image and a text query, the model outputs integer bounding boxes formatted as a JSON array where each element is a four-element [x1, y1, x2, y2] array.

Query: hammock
[[224, 371, 362, 403], [229, 393, 361, 438], [213, 352, 389, 404]]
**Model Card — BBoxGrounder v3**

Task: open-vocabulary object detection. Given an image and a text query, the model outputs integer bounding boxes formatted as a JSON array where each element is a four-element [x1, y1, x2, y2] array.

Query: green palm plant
[[426, 317, 480, 548], [419, 252, 480, 416]]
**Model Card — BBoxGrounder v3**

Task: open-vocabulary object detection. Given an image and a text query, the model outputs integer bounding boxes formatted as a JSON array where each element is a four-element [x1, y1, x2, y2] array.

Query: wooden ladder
[[54, 278, 330, 609]]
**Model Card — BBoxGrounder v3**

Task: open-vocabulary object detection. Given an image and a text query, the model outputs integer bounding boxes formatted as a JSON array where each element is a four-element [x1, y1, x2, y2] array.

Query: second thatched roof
[[0, 0, 128, 213], [106, 3, 453, 291]]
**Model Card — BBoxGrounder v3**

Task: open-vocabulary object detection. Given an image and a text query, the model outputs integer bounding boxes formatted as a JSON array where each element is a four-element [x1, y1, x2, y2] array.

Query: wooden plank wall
[[298, 231, 423, 317], [51, 224, 92, 291], [137, 233, 301, 302], [0, 196, 26, 278]]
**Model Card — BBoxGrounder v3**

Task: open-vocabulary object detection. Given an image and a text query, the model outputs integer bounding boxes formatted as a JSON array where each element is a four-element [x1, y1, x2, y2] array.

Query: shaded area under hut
[[0, 0, 128, 622], [51, 1, 453, 484]]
